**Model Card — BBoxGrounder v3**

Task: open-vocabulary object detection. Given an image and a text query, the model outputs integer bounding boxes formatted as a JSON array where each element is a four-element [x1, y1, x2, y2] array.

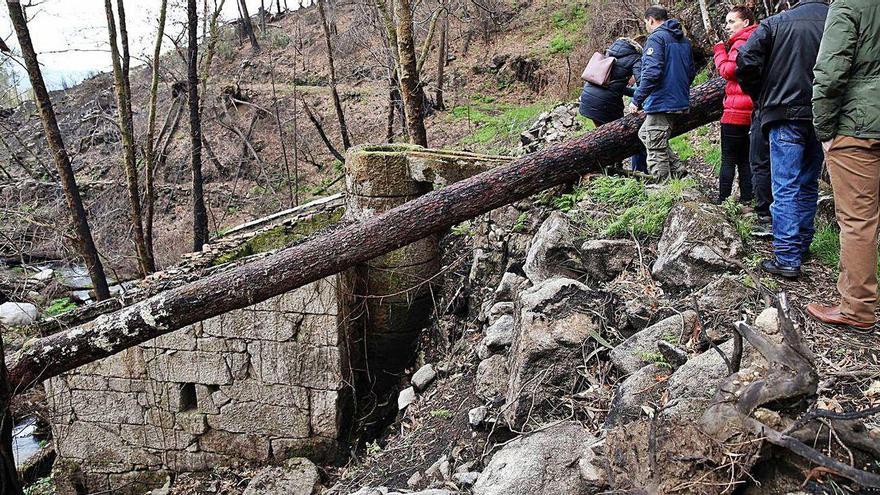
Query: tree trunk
[[200, 0, 226, 104], [188, 0, 209, 251], [6, 0, 111, 301], [416, 3, 443, 74], [6, 78, 726, 393], [0, 329, 23, 495], [144, 0, 167, 272], [106, 0, 155, 276], [238, 0, 260, 52], [396, 0, 428, 146], [434, 7, 447, 111], [316, 0, 351, 150], [698, 0, 718, 43], [144, 0, 168, 263]]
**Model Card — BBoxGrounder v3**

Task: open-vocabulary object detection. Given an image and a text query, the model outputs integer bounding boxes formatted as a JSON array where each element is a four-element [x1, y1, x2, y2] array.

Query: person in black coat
[[579, 37, 647, 172]]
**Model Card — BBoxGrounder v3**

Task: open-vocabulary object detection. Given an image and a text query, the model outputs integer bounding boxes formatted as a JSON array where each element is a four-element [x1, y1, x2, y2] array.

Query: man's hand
[[628, 102, 639, 114], [822, 139, 833, 153]]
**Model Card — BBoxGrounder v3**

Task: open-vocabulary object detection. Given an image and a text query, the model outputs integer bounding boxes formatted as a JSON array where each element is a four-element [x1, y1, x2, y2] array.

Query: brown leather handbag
[[581, 52, 615, 87]]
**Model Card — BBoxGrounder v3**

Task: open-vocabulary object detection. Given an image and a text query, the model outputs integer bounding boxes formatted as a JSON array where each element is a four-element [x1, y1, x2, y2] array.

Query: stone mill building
[[43, 145, 504, 492]]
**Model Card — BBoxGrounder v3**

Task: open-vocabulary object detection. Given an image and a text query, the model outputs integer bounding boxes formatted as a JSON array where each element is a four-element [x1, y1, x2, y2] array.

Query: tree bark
[[396, 0, 428, 146], [316, 0, 351, 150], [106, 0, 155, 276], [238, 0, 261, 52], [434, 6, 447, 111], [6, 79, 726, 393], [188, 0, 209, 251], [416, 3, 443, 74], [144, 0, 168, 272], [200, 0, 227, 106], [0, 328, 23, 495], [6, 0, 111, 301]]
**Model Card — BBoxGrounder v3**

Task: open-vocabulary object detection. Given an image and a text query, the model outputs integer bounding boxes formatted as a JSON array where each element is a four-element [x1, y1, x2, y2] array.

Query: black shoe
[[752, 215, 772, 238], [801, 250, 813, 263], [760, 259, 800, 279]]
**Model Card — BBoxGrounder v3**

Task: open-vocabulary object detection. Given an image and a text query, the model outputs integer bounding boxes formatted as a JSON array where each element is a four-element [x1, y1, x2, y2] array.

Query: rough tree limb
[[6, 78, 727, 394], [701, 294, 880, 488]]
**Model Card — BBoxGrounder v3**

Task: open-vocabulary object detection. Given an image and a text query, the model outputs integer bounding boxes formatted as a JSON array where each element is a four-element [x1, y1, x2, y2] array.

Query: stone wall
[[45, 277, 349, 493]]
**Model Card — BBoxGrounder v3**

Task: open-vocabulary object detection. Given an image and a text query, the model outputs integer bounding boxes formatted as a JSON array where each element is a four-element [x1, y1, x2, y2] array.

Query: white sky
[[0, 0, 283, 89]]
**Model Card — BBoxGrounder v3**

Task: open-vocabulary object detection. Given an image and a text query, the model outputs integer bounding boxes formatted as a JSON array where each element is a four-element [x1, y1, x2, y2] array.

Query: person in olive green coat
[[807, 0, 880, 330]]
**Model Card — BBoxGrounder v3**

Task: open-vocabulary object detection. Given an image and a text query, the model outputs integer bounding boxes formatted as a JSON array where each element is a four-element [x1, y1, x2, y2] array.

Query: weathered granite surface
[[46, 277, 347, 494]]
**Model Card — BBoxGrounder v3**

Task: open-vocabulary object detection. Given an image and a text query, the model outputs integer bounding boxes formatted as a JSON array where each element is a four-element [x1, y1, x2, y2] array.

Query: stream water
[[12, 417, 41, 467]]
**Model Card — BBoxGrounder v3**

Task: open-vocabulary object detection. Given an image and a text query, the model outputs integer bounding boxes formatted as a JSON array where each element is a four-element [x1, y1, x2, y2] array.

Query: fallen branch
[[301, 96, 346, 164], [6, 78, 727, 394]]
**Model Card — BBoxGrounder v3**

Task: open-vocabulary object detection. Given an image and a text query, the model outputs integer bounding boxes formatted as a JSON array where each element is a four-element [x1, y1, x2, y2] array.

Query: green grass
[[577, 176, 695, 239], [548, 33, 575, 55], [45, 297, 76, 317], [551, 4, 588, 33], [692, 66, 711, 87], [671, 130, 721, 174], [450, 99, 552, 148], [810, 221, 841, 269], [429, 408, 454, 419], [721, 197, 754, 249]]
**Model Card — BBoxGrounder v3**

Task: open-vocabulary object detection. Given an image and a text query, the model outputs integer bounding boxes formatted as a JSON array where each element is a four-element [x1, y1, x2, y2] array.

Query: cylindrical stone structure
[[342, 144, 441, 391]]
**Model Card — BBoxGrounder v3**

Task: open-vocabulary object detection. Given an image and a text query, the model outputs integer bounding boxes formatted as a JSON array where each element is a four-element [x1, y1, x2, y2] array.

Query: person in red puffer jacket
[[713, 6, 758, 205]]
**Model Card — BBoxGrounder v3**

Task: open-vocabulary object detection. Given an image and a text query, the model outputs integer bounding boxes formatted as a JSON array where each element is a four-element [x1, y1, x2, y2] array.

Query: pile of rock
[[519, 103, 582, 154]]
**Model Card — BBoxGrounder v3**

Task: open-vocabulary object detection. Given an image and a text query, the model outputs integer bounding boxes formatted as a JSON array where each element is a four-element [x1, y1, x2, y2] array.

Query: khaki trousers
[[638, 113, 685, 179], [826, 135, 880, 323]]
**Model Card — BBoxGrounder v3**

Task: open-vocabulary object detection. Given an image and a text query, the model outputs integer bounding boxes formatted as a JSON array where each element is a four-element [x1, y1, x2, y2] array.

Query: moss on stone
[[213, 208, 344, 266]]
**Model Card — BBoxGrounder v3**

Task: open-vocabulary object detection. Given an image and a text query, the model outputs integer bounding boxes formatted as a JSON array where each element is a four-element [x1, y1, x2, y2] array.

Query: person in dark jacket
[[579, 37, 647, 172], [807, 0, 880, 330], [713, 6, 757, 205], [735, 0, 829, 279], [630, 6, 696, 179]]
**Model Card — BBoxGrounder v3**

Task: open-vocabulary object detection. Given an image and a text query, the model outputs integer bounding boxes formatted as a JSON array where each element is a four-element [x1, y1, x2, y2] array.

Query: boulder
[[487, 302, 513, 325], [482, 315, 514, 352], [621, 294, 658, 336], [0, 302, 38, 327], [609, 311, 698, 375], [504, 278, 606, 429], [523, 213, 580, 284], [605, 363, 670, 427], [494, 272, 528, 302], [398, 387, 416, 410], [476, 355, 509, 402], [411, 364, 437, 392], [651, 202, 743, 290], [242, 458, 319, 495], [468, 406, 488, 428], [695, 274, 751, 312], [578, 239, 637, 282], [473, 422, 596, 495]]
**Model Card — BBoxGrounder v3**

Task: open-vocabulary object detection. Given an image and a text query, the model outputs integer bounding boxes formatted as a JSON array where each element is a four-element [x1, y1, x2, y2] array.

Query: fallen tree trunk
[[6, 78, 726, 394]]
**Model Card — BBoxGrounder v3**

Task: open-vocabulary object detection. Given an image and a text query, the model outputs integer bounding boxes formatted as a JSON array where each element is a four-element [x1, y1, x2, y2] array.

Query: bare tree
[[188, 0, 209, 251], [238, 0, 261, 52], [316, 0, 352, 150], [106, 0, 155, 276], [144, 0, 168, 264], [6, 0, 111, 300], [434, 3, 447, 110], [396, 0, 428, 146]]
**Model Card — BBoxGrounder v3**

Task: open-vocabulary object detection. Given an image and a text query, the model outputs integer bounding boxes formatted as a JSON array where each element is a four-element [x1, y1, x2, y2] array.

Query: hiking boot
[[760, 258, 800, 279], [805, 303, 875, 330]]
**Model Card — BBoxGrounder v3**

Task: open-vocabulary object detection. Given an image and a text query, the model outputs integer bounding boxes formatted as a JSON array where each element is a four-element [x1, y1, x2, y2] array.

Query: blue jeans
[[631, 152, 648, 173], [769, 121, 823, 268]]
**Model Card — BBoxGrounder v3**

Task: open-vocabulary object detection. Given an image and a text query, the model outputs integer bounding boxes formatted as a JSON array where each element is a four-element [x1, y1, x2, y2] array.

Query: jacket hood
[[728, 23, 757, 44], [657, 19, 684, 39]]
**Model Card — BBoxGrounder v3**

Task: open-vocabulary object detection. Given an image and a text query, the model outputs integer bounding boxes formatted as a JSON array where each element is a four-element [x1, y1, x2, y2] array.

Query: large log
[[6, 78, 725, 394]]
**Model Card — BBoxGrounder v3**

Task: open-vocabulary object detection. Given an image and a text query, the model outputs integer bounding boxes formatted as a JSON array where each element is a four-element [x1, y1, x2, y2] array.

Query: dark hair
[[644, 5, 669, 21], [729, 6, 756, 24]]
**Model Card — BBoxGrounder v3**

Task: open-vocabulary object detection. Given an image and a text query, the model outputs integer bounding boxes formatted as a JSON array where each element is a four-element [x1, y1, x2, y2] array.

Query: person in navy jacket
[[629, 5, 696, 179], [578, 37, 647, 172]]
